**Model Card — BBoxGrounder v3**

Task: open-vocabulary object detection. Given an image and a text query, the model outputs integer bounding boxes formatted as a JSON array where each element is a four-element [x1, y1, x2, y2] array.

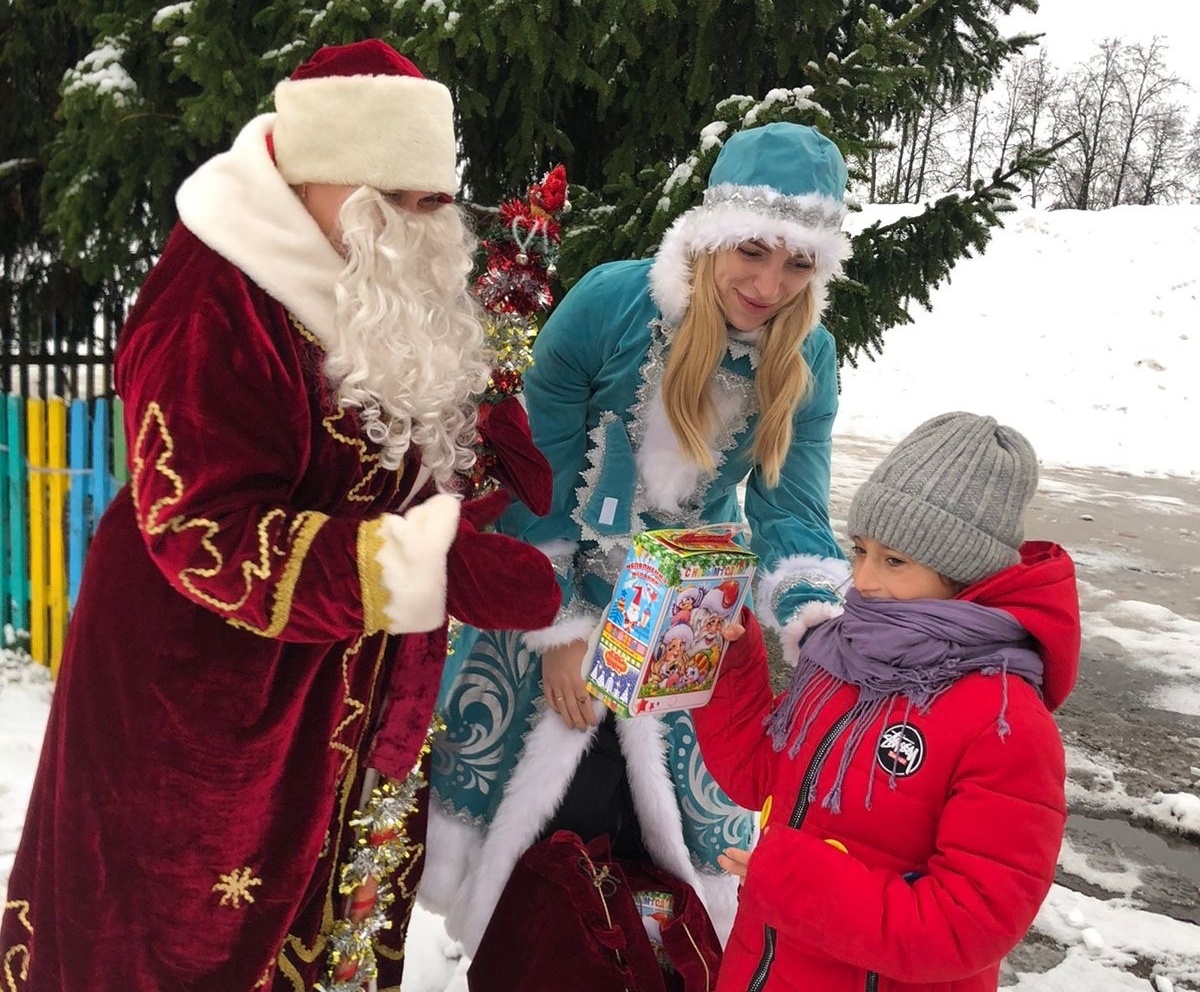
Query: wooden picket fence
[[1, 394, 127, 674]]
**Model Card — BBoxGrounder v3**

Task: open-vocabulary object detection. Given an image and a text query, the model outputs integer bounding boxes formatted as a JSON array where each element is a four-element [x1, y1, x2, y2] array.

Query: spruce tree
[[0, 1, 97, 349], [9, 0, 1044, 362]]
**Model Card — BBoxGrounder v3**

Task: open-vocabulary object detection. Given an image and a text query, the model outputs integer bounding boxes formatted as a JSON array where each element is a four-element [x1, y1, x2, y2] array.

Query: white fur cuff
[[755, 552, 850, 633], [375, 493, 460, 633], [521, 614, 598, 654], [779, 600, 844, 665]]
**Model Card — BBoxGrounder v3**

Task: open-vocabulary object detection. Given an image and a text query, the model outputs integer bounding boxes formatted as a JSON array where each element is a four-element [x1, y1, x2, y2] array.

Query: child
[[693, 411, 1081, 992]]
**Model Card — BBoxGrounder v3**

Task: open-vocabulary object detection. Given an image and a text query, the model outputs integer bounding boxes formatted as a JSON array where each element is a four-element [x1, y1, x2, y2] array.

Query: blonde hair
[[661, 250, 818, 487]]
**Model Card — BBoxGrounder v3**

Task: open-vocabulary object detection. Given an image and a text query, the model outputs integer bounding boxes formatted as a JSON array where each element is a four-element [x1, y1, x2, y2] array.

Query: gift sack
[[467, 830, 721, 992]]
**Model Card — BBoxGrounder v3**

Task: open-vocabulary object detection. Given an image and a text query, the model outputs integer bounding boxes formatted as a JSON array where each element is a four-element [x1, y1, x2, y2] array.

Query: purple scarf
[[765, 589, 1044, 813]]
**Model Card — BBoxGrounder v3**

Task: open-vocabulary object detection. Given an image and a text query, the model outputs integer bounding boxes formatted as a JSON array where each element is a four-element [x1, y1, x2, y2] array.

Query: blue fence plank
[[68, 400, 90, 606], [91, 397, 113, 517], [5, 395, 28, 633]]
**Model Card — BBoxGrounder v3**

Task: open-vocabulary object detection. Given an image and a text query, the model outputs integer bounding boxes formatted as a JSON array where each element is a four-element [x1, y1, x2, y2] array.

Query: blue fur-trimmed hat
[[649, 122, 853, 325]]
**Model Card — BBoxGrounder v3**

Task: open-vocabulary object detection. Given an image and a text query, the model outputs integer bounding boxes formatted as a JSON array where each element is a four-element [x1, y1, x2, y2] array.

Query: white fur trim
[[695, 871, 741, 946], [176, 114, 345, 347], [615, 717, 737, 944], [754, 552, 850, 633], [375, 493, 460, 632], [635, 375, 745, 513], [521, 615, 598, 654], [614, 717, 706, 886], [779, 600, 845, 665], [648, 196, 853, 325], [536, 538, 577, 560], [419, 803, 482, 917], [273, 74, 458, 194], [443, 703, 603, 954]]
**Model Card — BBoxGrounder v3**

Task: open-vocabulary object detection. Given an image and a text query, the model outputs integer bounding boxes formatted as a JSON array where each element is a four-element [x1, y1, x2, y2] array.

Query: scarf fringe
[[764, 593, 1042, 812]]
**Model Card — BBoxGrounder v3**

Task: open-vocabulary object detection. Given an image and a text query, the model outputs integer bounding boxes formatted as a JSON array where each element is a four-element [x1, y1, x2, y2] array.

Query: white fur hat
[[271, 39, 458, 195]]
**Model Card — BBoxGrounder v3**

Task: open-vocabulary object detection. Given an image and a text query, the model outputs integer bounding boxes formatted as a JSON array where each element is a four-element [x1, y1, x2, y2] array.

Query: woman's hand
[[718, 846, 752, 884], [541, 639, 599, 731]]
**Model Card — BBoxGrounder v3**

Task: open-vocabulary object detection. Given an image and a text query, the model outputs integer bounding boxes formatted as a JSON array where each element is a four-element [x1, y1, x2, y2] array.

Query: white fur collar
[[635, 373, 746, 513], [175, 114, 344, 347]]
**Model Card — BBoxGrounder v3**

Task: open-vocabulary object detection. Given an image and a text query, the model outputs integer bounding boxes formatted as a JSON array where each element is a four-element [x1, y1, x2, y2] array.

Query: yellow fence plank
[[47, 398, 69, 675], [26, 399, 47, 666]]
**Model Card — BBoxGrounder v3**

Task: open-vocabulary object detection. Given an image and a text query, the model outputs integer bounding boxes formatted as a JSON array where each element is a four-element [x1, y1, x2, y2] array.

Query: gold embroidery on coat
[[132, 402, 329, 634], [290, 312, 401, 506], [277, 636, 388, 984], [2, 900, 32, 992], [228, 511, 328, 638], [287, 312, 322, 348], [212, 867, 263, 908], [321, 408, 385, 503], [358, 520, 388, 634]]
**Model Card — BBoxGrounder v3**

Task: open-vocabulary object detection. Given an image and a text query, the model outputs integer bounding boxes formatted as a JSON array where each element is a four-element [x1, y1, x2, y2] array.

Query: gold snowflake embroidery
[[212, 867, 263, 909]]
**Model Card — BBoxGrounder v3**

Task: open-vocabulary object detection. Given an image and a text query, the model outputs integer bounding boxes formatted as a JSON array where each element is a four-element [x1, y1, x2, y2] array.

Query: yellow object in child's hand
[[824, 838, 848, 854], [759, 795, 773, 830]]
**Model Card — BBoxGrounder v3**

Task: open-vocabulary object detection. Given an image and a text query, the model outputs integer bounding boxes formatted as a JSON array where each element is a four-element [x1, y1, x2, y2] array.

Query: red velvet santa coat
[[0, 115, 467, 991], [693, 542, 1080, 992]]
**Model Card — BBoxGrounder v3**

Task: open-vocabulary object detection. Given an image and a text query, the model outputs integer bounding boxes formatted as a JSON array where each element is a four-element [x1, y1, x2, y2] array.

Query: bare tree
[[1111, 38, 1185, 205], [1183, 118, 1200, 199], [1127, 104, 1193, 204], [1017, 52, 1060, 206], [958, 83, 986, 188], [1050, 40, 1125, 209]]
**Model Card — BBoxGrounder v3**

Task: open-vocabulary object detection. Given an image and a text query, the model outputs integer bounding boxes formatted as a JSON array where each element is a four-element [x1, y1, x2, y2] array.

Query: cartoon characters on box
[[644, 579, 743, 695], [646, 623, 694, 691]]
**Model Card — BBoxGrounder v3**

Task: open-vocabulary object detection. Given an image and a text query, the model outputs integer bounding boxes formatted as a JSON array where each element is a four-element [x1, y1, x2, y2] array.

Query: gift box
[[585, 525, 757, 716]]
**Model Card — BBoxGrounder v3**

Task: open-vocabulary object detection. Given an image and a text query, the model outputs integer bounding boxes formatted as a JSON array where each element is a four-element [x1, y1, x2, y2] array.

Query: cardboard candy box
[[585, 524, 757, 717]]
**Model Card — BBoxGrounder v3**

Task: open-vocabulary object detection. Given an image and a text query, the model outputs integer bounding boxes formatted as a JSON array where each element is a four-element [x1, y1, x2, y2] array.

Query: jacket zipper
[[745, 708, 856, 992], [866, 971, 879, 991]]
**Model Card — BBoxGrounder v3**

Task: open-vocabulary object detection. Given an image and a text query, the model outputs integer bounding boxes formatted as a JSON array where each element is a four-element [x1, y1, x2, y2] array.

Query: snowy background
[[3, 199, 1197, 990]]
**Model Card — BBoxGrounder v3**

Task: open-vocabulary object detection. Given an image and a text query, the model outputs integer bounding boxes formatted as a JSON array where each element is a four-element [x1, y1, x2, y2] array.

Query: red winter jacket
[[693, 542, 1080, 992]]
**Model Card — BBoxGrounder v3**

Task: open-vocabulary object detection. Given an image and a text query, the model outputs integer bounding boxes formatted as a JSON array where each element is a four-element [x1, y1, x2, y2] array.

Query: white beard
[[322, 189, 491, 487]]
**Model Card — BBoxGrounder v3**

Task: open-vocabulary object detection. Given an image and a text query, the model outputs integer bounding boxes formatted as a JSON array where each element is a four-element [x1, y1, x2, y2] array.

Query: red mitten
[[476, 397, 552, 517], [446, 517, 561, 630], [461, 487, 510, 531]]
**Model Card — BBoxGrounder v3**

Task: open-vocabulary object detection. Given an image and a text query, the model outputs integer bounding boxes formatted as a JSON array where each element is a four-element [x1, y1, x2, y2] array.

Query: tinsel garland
[[462, 165, 569, 501], [315, 718, 442, 992]]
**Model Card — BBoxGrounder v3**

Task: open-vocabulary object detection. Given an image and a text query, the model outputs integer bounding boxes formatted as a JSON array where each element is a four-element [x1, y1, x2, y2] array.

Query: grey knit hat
[[846, 412, 1039, 586]]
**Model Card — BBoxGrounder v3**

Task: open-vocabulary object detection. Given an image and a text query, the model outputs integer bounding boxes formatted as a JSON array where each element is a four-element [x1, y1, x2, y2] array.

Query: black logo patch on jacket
[[876, 723, 925, 777]]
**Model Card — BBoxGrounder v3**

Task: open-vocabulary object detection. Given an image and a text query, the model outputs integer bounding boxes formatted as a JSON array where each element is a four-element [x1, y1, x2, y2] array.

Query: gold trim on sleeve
[[358, 519, 388, 635]]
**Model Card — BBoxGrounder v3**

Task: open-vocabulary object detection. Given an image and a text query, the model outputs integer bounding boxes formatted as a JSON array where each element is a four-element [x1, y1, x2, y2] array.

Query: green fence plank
[[112, 395, 127, 485]]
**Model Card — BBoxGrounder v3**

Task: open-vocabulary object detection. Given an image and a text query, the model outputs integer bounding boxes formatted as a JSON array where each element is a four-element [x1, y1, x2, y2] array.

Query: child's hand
[[717, 846, 752, 884], [721, 622, 746, 641]]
